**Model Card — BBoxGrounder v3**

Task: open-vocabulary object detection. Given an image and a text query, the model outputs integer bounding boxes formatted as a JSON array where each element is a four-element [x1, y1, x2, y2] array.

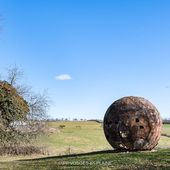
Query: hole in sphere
[[136, 118, 139, 122], [140, 126, 144, 129]]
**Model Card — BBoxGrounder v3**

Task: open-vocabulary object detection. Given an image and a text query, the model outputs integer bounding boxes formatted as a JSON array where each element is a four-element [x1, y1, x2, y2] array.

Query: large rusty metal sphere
[[103, 96, 162, 151]]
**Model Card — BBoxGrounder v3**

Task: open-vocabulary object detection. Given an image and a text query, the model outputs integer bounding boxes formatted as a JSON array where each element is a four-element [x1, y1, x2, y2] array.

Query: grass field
[[38, 121, 111, 155], [0, 121, 170, 169], [38, 121, 170, 155], [0, 149, 170, 170]]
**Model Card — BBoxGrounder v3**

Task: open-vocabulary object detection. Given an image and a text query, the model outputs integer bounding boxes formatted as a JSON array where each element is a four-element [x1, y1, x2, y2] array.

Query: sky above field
[[0, 0, 170, 119]]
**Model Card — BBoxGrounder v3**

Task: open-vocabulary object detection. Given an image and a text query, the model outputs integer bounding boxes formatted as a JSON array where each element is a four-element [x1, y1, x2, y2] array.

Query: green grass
[[38, 121, 170, 155], [162, 124, 170, 135], [38, 121, 111, 155], [0, 121, 170, 169], [0, 149, 170, 170]]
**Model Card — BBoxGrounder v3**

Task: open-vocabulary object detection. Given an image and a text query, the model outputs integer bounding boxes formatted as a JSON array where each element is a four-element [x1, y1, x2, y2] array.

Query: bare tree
[[7, 65, 49, 121], [0, 66, 49, 155], [7, 65, 23, 86]]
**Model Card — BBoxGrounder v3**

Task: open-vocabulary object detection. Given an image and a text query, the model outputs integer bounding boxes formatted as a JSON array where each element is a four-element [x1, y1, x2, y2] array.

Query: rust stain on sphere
[[103, 96, 162, 151]]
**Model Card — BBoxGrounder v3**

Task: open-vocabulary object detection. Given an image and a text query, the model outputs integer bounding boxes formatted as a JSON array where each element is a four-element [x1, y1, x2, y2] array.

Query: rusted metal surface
[[103, 96, 162, 151]]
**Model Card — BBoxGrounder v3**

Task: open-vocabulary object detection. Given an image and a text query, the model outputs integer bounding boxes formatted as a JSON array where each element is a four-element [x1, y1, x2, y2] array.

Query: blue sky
[[0, 0, 170, 119]]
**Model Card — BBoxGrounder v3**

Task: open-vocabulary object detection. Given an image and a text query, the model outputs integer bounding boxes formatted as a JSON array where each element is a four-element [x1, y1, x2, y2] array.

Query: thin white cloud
[[55, 74, 72, 80]]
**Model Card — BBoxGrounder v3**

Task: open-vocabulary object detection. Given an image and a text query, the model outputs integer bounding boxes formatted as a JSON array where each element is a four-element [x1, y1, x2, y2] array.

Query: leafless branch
[[7, 65, 23, 85]]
